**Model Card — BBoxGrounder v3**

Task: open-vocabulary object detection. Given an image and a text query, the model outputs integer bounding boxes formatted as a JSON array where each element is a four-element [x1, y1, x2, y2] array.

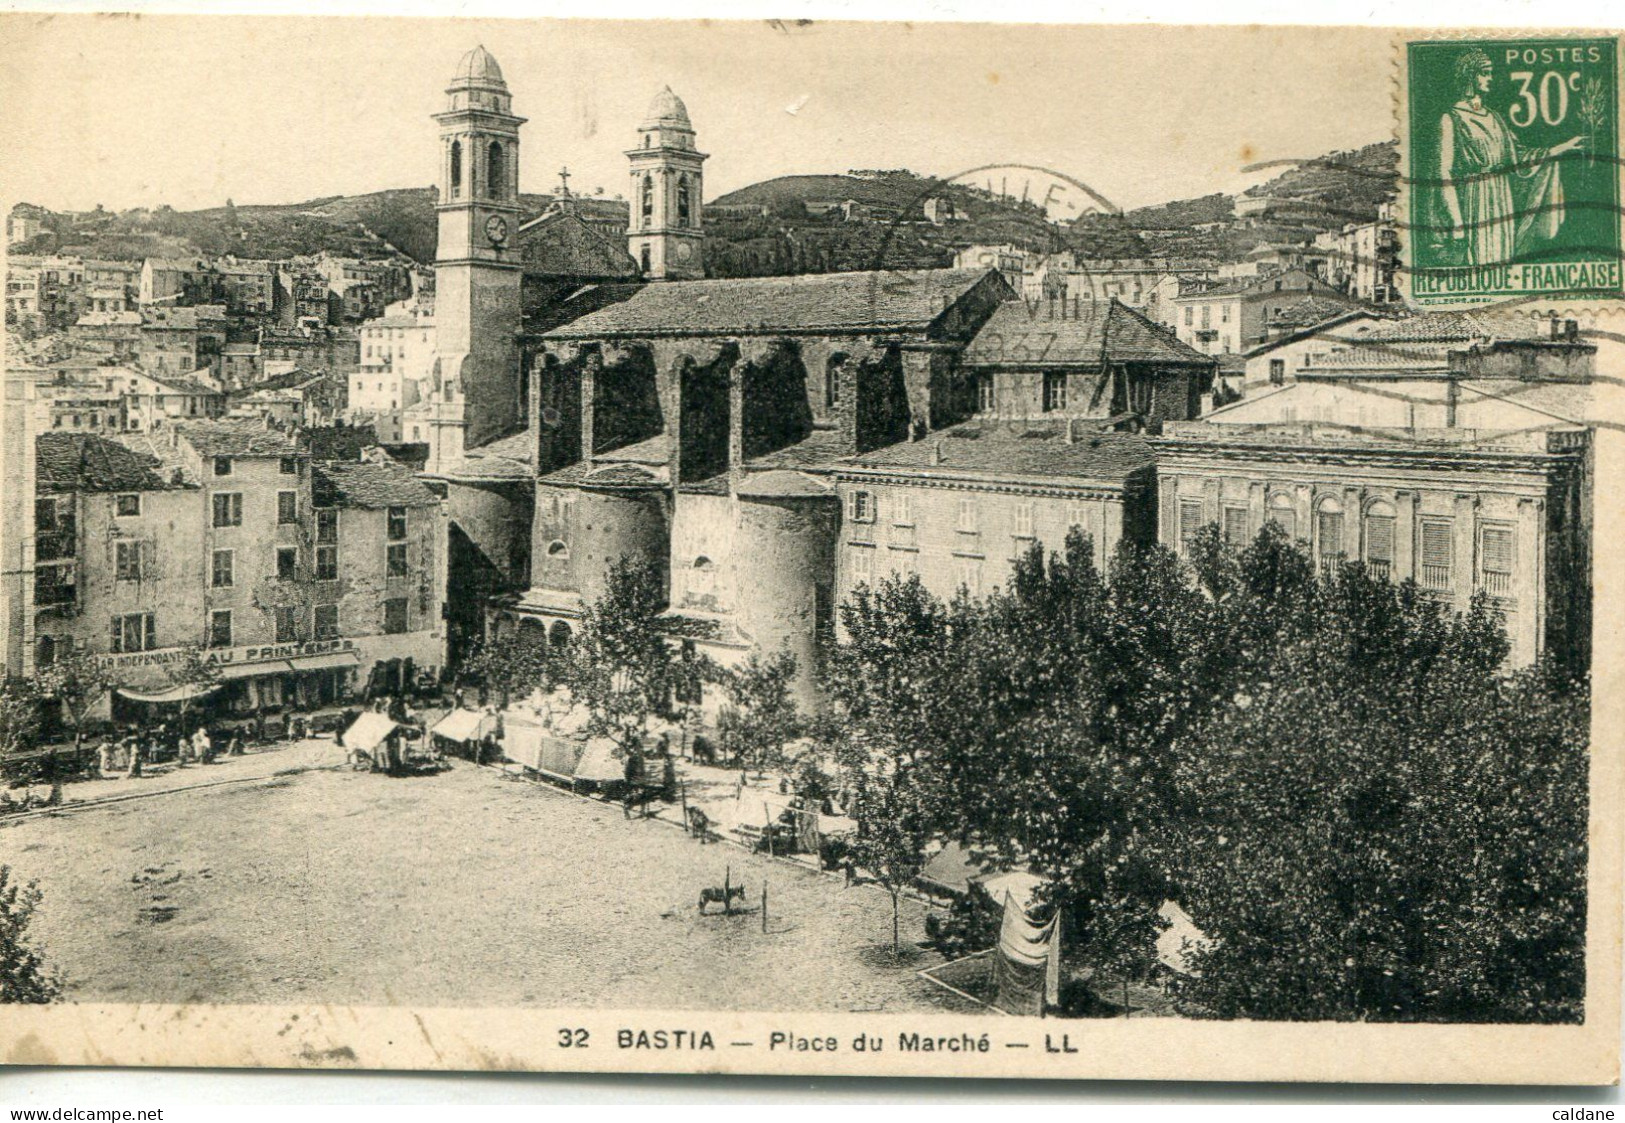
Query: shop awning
[[115, 682, 220, 704], [343, 711, 399, 753], [430, 708, 492, 743], [288, 651, 361, 672], [216, 660, 296, 680]]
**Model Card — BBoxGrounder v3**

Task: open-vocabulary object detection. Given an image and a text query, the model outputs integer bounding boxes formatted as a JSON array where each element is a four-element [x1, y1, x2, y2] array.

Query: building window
[[487, 142, 505, 201], [1365, 501, 1395, 581], [640, 244, 652, 274], [825, 357, 843, 409], [641, 174, 654, 224], [957, 496, 980, 534], [213, 456, 232, 476], [1269, 358, 1286, 385], [209, 610, 232, 649], [1479, 523, 1515, 596], [1183, 307, 1193, 326], [891, 491, 913, 527], [387, 505, 407, 541], [845, 544, 875, 590], [276, 546, 298, 581], [280, 457, 296, 475], [449, 140, 462, 198], [277, 490, 298, 524], [677, 176, 692, 227], [958, 556, 982, 595], [387, 543, 409, 577], [547, 540, 569, 559], [847, 490, 875, 524], [115, 493, 141, 517], [314, 603, 339, 640], [1178, 499, 1204, 555], [212, 492, 243, 528], [1013, 501, 1034, 539], [36, 634, 59, 668], [110, 612, 156, 654], [315, 545, 338, 581], [211, 548, 234, 588], [1042, 372, 1068, 412], [383, 597, 409, 635], [115, 541, 142, 581], [316, 508, 338, 543], [1315, 498, 1345, 572], [1267, 492, 1297, 541], [274, 606, 301, 644], [1420, 519, 1453, 591], [977, 374, 995, 413], [1222, 505, 1249, 545]]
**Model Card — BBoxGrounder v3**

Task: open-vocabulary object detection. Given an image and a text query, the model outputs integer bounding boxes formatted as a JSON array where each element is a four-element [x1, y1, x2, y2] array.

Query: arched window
[[690, 556, 716, 603], [487, 142, 505, 200], [1267, 492, 1296, 542], [36, 634, 56, 668], [1364, 500, 1395, 580], [548, 621, 573, 650], [640, 175, 654, 225], [825, 354, 846, 409], [546, 539, 569, 559], [639, 244, 652, 275], [677, 176, 692, 227], [1315, 496, 1345, 573], [449, 140, 462, 199]]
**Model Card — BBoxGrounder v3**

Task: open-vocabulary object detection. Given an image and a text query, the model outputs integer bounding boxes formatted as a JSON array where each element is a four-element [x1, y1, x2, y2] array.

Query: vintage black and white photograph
[[0, 12, 1618, 1085]]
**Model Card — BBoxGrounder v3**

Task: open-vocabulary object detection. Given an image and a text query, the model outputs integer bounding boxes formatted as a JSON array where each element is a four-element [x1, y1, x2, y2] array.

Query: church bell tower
[[626, 87, 707, 281], [433, 45, 526, 448]]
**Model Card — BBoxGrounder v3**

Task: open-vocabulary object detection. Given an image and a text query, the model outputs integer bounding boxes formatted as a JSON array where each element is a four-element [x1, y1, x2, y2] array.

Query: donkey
[[698, 883, 746, 914]]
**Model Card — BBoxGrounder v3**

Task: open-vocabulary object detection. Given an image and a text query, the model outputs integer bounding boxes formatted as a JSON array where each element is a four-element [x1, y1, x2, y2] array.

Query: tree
[[0, 678, 42, 762], [715, 649, 801, 773], [36, 651, 110, 749], [846, 760, 938, 956], [459, 627, 554, 709], [164, 645, 221, 735], [565, 558, 680, 755], [0, 865, 63, 1004]]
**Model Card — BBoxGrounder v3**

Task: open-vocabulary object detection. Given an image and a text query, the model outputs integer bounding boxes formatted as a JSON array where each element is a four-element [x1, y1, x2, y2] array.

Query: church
[[423, 46, 1218, 710]]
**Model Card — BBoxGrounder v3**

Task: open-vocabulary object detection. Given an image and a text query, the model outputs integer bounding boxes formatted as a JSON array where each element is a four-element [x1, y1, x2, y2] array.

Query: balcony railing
[[1481, 568, 1513, 596], [1366, 558, 1391, 582], [1421, 564, 1452, 590]]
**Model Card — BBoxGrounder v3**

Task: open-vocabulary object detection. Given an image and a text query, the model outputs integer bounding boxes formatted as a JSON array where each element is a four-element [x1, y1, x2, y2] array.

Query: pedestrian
[[195, 727, 213, 765], [97, 740, 115, 779], [228, 733, 243, 757], [254, 709, 266, 744], [453, 686, 465, 711], [125, 739, 144, 779]]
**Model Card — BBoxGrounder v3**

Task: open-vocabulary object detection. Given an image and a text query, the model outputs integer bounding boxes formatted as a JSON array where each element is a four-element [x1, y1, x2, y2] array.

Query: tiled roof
[[735, 470, 833, 499], [838, 422, 1155, 484], [517, 208, 640, 281], [542, 268, 1001, 339], [304, 423, 379, 463], [174, 419, 300, 458], [36, 432, 179, 493], [312, 461, 438, 509], [149, 376, 220, 396], [432, 427, 536, 482], [1265, 297, 1356, 331], [1175, 268, 1323, 301], [1358, 311, 1551, 344], [963, 299, 1212, 368]]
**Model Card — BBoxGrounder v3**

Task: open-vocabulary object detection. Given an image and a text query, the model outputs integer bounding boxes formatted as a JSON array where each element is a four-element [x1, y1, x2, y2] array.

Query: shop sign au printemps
[[94, 637, 358, 674]]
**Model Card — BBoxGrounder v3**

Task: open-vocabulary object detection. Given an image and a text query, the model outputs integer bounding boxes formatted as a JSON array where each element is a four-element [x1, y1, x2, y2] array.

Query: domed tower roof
[[642, 86, 692, 130], [449, 45, 508, 90]]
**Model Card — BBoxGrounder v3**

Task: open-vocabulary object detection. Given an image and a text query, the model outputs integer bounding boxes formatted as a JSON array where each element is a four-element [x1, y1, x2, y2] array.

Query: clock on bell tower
[[432, 45, 526, 449]]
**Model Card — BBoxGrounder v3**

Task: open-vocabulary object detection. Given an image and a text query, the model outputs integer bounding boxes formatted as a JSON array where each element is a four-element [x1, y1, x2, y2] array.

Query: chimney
[[931, 440, 943, 465], [1065, 417, 1077, 444], [1565, 319, 1580, 342], [1550, 315, 1563, 341]]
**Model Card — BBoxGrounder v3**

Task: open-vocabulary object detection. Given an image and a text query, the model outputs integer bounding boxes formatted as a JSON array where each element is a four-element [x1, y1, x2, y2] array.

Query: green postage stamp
[[1401, 35, 1622, 307]]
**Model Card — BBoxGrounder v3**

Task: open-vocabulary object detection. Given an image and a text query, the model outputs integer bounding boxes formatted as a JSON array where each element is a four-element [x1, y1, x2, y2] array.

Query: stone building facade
[[1150, 421, 1592, 670]]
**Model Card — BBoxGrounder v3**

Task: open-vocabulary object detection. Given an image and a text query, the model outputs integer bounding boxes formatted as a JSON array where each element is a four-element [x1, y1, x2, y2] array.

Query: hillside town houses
[[0, 44, 1595, 742]]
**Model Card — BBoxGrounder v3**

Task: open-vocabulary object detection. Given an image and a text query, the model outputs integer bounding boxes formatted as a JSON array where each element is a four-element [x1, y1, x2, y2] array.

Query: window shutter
[[1421, 521, 1452, 568], [1366, 515, 1394, 562], [1482, 526, 1513, 572], [1317, 511, 1343, 560], [111, 615, 122, 653], [144, 614, 156, 651], [1223, 506, 1248, 544], [1179, 500, 1202, 550]]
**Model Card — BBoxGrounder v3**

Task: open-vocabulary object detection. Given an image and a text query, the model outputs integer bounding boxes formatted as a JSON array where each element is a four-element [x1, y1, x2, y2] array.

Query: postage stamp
[[1399, 34, 1624, 307]]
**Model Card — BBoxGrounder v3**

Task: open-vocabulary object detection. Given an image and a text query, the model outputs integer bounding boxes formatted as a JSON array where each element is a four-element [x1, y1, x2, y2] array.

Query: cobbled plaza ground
[[0, 750, 979, 1014]]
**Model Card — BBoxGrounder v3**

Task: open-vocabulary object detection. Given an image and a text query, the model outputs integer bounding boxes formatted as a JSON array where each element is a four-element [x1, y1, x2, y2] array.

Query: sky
[[0, 15, 1396, 216]]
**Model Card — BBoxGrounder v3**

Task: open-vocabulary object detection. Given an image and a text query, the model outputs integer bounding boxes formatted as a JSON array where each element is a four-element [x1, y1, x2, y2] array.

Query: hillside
[[11, 141, 1395, 278]]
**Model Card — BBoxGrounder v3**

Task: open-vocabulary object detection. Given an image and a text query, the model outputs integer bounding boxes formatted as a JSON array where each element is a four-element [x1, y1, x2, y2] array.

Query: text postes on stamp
[[1401, 35, 1622, 307]]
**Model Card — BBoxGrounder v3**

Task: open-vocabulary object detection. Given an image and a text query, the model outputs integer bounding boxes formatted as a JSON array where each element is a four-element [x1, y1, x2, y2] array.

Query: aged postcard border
[[1, 15, 1621, 1086]]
